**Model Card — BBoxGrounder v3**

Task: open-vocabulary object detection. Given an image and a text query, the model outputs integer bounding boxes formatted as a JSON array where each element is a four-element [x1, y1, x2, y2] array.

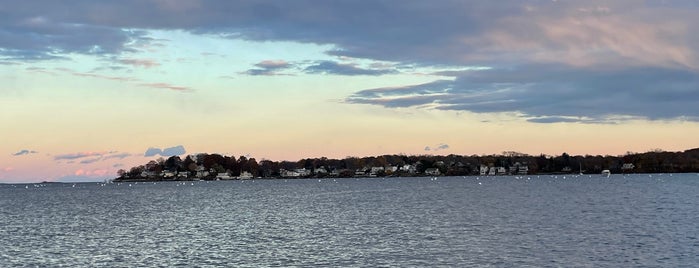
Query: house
[[280, 169, 301, 178], [496, 167, 507, 175], [488, 167, 496, 176], [315, 167, 328, 174], [162, 171, 176, 179], [401, 164, 417, 174], [621, 163, 635, 171], [480, 165, 489, 176], [295, 168, 311, 177], [238, 171, 253, 180], [177, 171, 190, 179], [140, 171, 157, 178], [425, 168, 441, 176], [216, 171, 233, 180], [195, 166, 209, 178], [518, 165, 528, 175], [370, 166, 384, 176]]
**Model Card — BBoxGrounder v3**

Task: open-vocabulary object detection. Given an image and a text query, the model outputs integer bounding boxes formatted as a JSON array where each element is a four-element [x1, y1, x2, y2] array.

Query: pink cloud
[[119, 58, 161, 68], [1, 167, 14, 172], [73, 168, 109, 177]]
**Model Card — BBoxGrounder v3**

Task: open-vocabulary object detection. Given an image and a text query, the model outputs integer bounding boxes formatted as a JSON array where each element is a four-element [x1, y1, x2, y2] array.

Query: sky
[[2, 0, 699, 182]]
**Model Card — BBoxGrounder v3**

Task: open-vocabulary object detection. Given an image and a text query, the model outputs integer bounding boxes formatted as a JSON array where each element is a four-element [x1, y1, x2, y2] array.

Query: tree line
[[115, 147, 699, 181]]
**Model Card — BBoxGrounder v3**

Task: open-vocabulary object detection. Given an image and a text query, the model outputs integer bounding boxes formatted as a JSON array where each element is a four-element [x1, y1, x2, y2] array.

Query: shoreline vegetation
[[113, 148, 699, 182]]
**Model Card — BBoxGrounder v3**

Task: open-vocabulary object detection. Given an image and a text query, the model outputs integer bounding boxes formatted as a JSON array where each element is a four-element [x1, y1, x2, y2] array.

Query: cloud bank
[[2, 0, 698, 122]]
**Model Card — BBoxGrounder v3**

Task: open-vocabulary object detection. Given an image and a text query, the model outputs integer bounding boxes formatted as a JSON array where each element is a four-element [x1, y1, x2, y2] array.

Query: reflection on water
[[1, 174, 698, 266]]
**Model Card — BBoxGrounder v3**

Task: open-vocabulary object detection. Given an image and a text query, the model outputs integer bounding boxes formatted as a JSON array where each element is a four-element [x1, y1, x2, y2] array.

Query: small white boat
[[601, 170, 611, 177]]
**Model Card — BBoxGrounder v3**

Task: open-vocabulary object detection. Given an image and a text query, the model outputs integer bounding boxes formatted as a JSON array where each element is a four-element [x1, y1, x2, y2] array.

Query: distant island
[[113, 148, 699, 182]]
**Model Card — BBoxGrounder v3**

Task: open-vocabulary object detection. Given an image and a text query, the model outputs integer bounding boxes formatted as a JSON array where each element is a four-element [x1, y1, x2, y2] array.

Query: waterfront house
[[480, 165, 489, 176], [238, 171, 253, 180], [216, 171, 233, 180], [425, 168, 441, 176]]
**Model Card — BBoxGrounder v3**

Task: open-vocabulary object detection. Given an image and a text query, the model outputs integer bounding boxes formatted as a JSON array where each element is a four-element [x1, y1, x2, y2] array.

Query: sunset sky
[[2, 0, 699, 182]]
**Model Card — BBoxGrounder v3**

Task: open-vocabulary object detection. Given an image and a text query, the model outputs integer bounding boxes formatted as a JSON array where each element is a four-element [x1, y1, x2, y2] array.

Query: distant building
[[401, 164, 417, 174], [370, 166, 384, 176], [425, 168, 441, 176], [495, 167, 507, 175], [480, 165, 489, 176], [280, 169, 301, 178], [216, 171, 233, 180], [238, 171, 253, 180], [621, 163, 635, 171], [315, 167, 328, 174]]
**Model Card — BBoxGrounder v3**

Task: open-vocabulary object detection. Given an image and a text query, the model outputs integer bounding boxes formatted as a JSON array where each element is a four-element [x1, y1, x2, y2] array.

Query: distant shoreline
[[113, 148, 699, 182]]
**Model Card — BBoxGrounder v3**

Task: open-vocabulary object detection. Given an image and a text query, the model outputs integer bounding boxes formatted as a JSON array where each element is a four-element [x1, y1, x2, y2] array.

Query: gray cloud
[[12, 149, 38, 156], [0, 15, 146, 60], [348, 65, 699, 122], [103, 152, 132, 160], [425, 143, 450, 151], [242, 60, 293, 76], [54, 151, 107, 160], [80, 158, 102, 164], [144, 145, 186, 157], [304, 61, 396, 76]]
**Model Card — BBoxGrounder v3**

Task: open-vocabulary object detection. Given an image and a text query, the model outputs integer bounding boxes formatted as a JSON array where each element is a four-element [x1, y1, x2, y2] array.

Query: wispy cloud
[[242, 60, 293, 76], [140, 83, 191, 91], [12, 149, 38, 156], [80, 158, 102, 164], [103, 153, 132, 160], [49, 67, 191, 92], [304, 61, 396, 76], [119, 58, 161, 68], [54, 151, 109, 161]]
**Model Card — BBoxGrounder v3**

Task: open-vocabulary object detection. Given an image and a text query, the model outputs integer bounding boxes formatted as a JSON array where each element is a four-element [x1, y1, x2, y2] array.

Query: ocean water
[[1, 174, 698, 267]]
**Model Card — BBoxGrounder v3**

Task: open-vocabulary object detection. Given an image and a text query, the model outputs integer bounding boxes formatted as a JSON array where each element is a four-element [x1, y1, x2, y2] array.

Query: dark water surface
[[1, 174, 698, 267]]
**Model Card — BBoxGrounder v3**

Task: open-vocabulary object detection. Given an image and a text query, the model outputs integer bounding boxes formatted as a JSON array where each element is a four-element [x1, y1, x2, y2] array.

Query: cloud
[[119, 58, 161, 68], [54, 151, 108, 160], [348, 65, 699, 122], [0, 15, 146, 60], [425, 143, 450, 151], [12, 149, 38, 156], [103, 153, 132, 160], [140, 83, 191, 91], [2, 1, 698, 121], [1, 167, 14, 172], [80, 158, 102, 164], [50, 68, 190, 93], [304, 61, 396, 76], [242, 60, 293, 76], [144, 145, 186, 157]]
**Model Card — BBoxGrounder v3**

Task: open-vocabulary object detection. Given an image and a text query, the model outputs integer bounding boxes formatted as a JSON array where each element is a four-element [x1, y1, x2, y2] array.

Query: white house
[[480, 165, 489, 176], [238, 171, 253, 180], [216, 171, 233, 180]]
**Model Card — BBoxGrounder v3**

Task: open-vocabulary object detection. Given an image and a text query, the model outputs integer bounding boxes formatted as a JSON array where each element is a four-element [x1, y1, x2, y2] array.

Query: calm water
[[1, 174, 698, 267]]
